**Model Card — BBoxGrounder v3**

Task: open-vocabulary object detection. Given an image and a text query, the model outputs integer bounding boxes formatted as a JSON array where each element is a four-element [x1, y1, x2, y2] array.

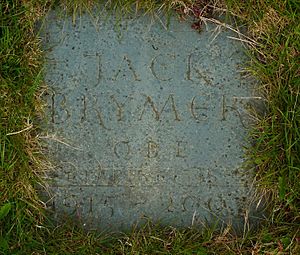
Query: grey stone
[[40, 10, 264, 231]]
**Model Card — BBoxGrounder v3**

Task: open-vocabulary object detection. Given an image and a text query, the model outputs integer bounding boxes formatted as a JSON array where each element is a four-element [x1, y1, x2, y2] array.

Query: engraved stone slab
[[40, 10, 263, 231]]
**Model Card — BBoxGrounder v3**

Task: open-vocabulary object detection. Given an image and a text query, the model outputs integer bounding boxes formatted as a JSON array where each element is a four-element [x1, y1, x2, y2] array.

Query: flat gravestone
[[40, 10, 264, 231]]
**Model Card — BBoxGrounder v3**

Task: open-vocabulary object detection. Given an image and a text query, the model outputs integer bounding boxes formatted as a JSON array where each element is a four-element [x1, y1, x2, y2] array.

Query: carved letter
[[113, 55, 141, 81], [176, 140, 187, 158], [110, 95, 132, 121], [89, 197, 93, 214], [114, 141, 131, 159], [221, 94, 227, 121], [139, 95, 180, 121], [150, 53, 175, 81], [221, 95, 244, 121], [51, 92, 70, 124], [93, 96, 111, 130], [221, 95, 263, 126], [182, 196, 199, 212], [167, 196, 174, 212], [190, 95, 209, 122], [95, 108, 111, 130], [81, 94, 87, 123], [186, 52, 213, 85], [147, 140, 159, 158]]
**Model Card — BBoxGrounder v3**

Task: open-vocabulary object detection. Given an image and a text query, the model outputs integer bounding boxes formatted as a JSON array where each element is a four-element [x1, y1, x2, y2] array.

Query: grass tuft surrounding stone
[[0, 0, 299, 254]]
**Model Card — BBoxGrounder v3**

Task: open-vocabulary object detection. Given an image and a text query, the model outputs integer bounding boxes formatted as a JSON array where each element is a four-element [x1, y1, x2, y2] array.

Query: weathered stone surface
[[40, 10, 263, 231]]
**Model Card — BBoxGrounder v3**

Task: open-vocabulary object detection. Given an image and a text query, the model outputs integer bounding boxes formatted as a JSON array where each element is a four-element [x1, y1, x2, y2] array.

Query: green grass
[[1, 0, 299, 254], [228, 0, 300, 224]]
